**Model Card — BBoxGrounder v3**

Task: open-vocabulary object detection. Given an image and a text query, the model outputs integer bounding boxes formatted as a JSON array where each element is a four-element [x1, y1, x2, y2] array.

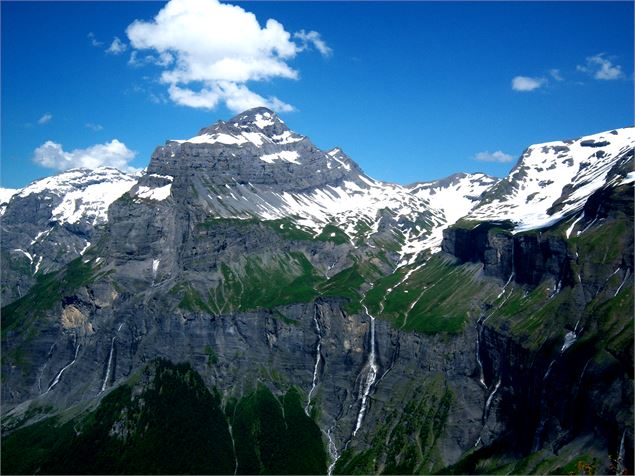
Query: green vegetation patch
[[1, 359, 235, 475], [264, 218, 314, 241], [230, 385, 327, 474], [365, 255, 498, 334], [2, 257, 98, 336], [316, 224, 351, 245], [317, 264, 365, 312]]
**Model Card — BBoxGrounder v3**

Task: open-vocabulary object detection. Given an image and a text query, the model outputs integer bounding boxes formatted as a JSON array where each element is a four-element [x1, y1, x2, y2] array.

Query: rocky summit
[[1, 108, 633, 475]]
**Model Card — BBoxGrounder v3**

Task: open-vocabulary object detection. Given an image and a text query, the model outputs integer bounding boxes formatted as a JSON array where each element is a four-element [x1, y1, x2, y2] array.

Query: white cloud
[[125, 0, 329, 112], [474, 150, 514, 163], [88, 32, 103, 48], [128, 50, 174, 67], [549, 69, 563, 81], [85, 122, 104, 131], [294, 30, 332, 57], [511, 76, 546, 92], [577, 53, 623, 80], [37, 113, 53, 125], [33, 140, 137, 172], [106, 37, 128, 55]]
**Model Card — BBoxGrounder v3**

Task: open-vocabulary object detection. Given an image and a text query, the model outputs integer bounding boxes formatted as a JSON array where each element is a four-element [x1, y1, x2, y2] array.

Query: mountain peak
[[178, 107, 302, 146], [228, 107, 282, 128], [225, 107, 289, 136]]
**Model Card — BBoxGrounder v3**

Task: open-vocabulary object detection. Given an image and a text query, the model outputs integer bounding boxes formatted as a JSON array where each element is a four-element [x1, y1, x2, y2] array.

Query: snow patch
[[465, 127, 635, 232], [259, 151, 301, 164], [135, 183, 172, 201]]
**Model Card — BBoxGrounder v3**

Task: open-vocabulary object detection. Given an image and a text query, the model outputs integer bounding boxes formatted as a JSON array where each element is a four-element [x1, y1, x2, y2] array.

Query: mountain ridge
[[1, 108, 633, 475]]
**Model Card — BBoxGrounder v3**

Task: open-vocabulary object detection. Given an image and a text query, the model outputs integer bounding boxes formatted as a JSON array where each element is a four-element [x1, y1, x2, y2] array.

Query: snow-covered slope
[[16, 167, 139, 226], [172, 109, 305, 149], [465, 128, 634, 232], [143, 108, 445, 267], [409, 173, 500, 224], [0, 188, 19, 216], [1, 167, 140, 305], [408, 173, 500, 251]]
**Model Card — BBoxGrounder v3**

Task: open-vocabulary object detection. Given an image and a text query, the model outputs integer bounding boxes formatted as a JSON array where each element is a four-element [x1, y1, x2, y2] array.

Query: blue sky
[[2, 1, 633, 189]]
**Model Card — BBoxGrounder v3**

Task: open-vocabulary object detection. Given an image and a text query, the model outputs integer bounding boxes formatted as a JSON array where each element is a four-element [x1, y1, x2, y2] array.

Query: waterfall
[[352, 306, 379, 437], [561, 319, 583, 354], [101, 337, 117, 392], [560, 331, 577, 353], [482, 378, 501, 423], [543, 359, 556, 380], [475, 271, 512, 390], [475, 323, 487, 389], [101, 322, 125, 392], [616, 430, 626, 475], [326, 427, 340, 476], [305, 304, 322, 415], [152, 259, 160, 285], [614, 269, 631, 297], [497, 273, 514, 299], [549, 279, 562, 299], [227, 423, 238, 476], [45, 343, 80, 394]]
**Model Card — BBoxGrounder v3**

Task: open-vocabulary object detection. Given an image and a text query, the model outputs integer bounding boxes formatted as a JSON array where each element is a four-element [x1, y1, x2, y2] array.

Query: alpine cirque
[[2, 108, 633, 475]]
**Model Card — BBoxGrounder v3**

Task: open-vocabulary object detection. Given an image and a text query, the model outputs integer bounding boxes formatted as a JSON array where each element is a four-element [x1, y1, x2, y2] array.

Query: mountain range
[[1, 107, 633, 475]]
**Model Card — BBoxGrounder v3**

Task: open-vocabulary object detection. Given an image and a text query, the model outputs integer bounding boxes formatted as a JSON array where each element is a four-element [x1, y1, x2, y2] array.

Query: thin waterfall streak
[[353, 306, 379, 437], [227, 423, 238, 476], [475, 327, 487, 388], [151, 259, 160, 286], [497, 273, 514, 299], [543, 359, 556, 381], [305, 305, 322, 415], [101, 337, 116, 392], [616, 430, 626, 475], [577, 359, 591, 389], [483, 378, 502, 422], [326, 427, 340, 476], [614, 269, 630, 297], [402, 288, 426, 329], [45, 344, 80, 394]]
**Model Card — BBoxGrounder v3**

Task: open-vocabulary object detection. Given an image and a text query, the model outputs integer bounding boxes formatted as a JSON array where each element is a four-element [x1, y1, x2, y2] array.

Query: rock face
[[1, 110, 633, 475], [442, 224, 572, 286], [156, 107, 363, 191], [1, 167, 138, 305]]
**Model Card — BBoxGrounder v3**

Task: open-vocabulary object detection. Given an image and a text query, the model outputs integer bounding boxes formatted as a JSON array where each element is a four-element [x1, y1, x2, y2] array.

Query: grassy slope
[[365, 254, 499, 334]]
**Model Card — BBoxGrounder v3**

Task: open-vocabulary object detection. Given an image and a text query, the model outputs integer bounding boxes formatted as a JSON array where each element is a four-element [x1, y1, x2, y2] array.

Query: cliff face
[[2, 114, 633, 475], [437, 180, 634, 474]]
